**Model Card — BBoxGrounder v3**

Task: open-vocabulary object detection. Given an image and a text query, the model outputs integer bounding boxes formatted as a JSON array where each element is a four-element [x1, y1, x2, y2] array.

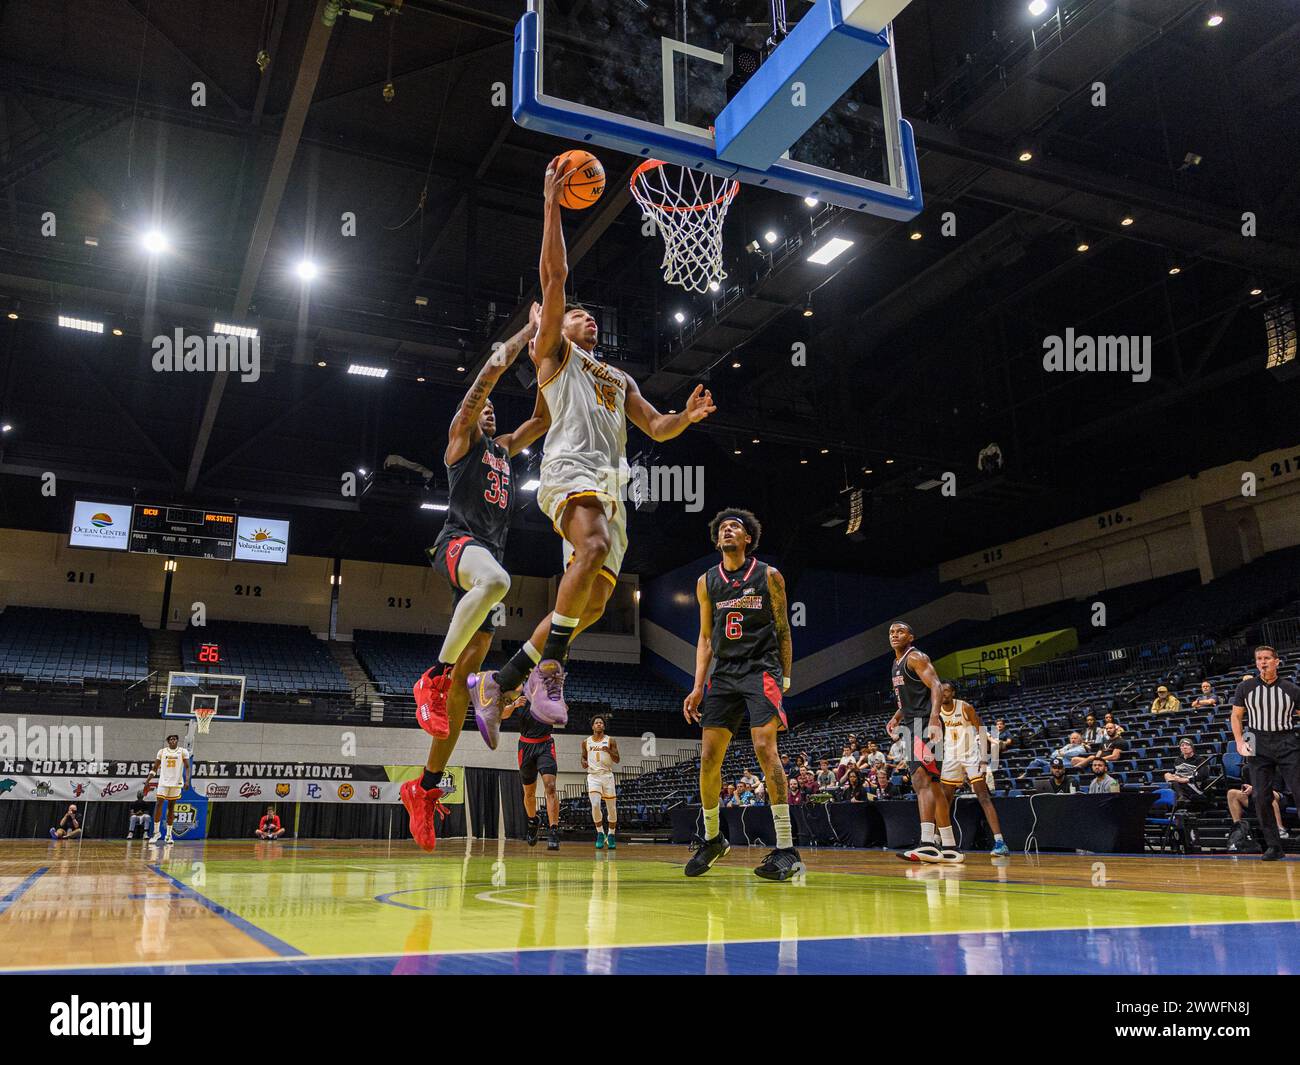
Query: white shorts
[[156, 785, 182, 800], [940, 757, 984, 786], [539, 459, 628, 584], [586, 772, 617, 799]]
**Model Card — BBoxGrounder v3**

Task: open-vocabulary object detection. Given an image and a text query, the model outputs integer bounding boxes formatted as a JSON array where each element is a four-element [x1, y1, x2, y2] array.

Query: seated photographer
[[1162, 738, 1210, 806]]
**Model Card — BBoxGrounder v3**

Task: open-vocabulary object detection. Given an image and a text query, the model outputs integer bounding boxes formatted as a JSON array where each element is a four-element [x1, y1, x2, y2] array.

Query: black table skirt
[[669, 793, 1155, 853]]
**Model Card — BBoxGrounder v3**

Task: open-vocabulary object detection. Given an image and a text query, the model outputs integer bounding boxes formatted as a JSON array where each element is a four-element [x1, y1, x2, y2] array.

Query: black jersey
[[516, 704, 552, 741], [704, 556, 782, 678], [437, 432, 514, 557], [891, 646, 934, 719]]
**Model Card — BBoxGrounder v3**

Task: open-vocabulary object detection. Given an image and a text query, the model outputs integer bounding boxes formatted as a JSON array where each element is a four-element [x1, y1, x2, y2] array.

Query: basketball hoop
[[630, 160, 739, 294], [194, 705, 217, 734]]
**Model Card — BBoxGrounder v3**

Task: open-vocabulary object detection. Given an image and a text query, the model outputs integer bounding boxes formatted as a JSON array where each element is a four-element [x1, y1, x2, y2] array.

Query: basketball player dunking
[[581, 714, 620, 850], [888, 623, 963, 863], [400, 311, 551, 852], [683, 509, 803, 881], [467, 153, 715, 731], [937, 682, 1008, 857]]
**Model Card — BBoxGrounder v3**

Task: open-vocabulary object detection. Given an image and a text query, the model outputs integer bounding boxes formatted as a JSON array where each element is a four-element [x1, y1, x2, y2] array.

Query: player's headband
[[715, 511, 756, 541]]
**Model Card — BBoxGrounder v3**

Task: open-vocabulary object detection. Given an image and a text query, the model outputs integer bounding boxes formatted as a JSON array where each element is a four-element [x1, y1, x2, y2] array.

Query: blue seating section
[[351, 630, 510, 695], [180, 622, 347, 694], [0, 606, 149, 684]]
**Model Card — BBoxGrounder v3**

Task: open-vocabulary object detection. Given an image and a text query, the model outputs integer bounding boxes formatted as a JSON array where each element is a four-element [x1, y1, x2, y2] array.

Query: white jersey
[[539, 339, 629, 485], [940, 700, 979, 763], [156, 746, 187, 788], [586, 736, 614, 773]]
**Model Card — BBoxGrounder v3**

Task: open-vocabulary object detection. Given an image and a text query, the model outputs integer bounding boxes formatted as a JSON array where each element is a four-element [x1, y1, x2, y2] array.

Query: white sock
[[994, 833, 1004, 842], [435, 545, 510, 664], [523, 641, 542, 665], [920, 821, 936, 845], [703, 806, 720, 841], [939, 825, 955, 847], [771, 803, 793, 849]]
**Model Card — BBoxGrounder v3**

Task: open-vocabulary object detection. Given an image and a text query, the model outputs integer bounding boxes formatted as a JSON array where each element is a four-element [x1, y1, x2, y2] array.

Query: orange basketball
[[556, 149, 605, 210]]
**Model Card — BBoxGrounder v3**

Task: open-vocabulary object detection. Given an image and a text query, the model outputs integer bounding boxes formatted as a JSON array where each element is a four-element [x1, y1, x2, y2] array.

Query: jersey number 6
[[724, 611, 744, 640]]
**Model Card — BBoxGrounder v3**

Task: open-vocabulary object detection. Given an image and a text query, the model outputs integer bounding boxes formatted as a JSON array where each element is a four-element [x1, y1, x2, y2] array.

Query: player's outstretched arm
[[448, 311, 540, 465], [625, 380, 715, 442], [496, 390, 551, 458], [684, 574, 713, 723], [535, 156, 572, 369], [767, 566, 793, 693]]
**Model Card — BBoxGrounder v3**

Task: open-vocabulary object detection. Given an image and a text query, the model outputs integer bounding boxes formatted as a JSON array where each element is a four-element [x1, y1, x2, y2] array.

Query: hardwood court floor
[[2, 838, 1299, 974]]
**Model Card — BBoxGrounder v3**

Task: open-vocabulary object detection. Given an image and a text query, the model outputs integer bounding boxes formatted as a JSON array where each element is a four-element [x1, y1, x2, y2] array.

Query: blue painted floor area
[[34, 920, 1300, 976]]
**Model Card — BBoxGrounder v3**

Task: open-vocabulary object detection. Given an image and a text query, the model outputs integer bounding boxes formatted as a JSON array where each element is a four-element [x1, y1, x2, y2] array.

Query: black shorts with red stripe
[[426, 532, 501, 635], [700, 669, 787, 735], [518, 736, 558, 784], [908, 724, 943, 778]]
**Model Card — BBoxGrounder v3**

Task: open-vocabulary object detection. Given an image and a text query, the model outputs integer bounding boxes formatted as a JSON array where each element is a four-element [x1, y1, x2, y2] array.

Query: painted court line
[[0, 867, 48, 917], [148, 864, 304, 958]]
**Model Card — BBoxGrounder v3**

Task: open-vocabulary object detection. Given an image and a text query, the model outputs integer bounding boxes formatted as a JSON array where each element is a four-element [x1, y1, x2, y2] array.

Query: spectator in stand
[[816, 759, 838, 791], [753, 779, 767, 805], [737, 784, 757, 807], [1162, 738, 1209, 806], [1102, 711, 1121, 731], [888, 734, 909, 773], [868, 766, 897, 800], [1088, 757, 1121, 794], [779, 752, 793, 777], [1190, 680, 1219, 709], [1082, 714, 1105, 748], [842, 769, 864, 802], [797, 768, 817, 797], [1075, 722, 1128, 767], [719, 784, 737, 808], [1151, 685, 1180, 714], [1033, 758, 1075, 794], [49, 804, 82, 840], [1020, 732, 1089, 779], [1226, 765, 1288, 851], [863, 741, 886, 770], [991, 718, 1014, 760], [738, 767, 759, 793], [255, 806, 285, 840], [836, 746, 857, 780], [788, 775, 805, 806]]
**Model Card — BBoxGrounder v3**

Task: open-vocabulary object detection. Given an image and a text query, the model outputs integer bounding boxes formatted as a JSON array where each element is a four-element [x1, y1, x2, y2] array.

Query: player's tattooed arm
[[625, 379, 715, 441], [684, 574, 713, 723], [767, 566, 793, 690]]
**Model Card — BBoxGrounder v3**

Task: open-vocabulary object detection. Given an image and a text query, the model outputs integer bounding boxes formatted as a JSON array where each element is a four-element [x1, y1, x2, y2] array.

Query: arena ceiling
[[0, 0, 1298, 583]]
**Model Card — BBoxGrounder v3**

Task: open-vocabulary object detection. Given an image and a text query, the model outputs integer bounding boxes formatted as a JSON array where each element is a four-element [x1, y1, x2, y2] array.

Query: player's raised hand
[[684, 384, 716, 423], [683, 686, 704, 724], [544, 154, 571, 207], [528, 300, 542, 336]]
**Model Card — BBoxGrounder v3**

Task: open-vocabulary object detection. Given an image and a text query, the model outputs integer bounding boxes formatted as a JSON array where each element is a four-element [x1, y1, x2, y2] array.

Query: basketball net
[[630, 160, 739, 293], [195, 705, 217, 734]]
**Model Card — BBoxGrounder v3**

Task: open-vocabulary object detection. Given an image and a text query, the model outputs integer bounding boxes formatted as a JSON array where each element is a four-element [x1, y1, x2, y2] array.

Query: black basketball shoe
[[525, 815, 540, 847], [1262, 845, 1284, 861], [547, 825, 560, 851], [1226, 821, 1249, 852], [684, 833, 731, 877], [754, 847, 805, 882]]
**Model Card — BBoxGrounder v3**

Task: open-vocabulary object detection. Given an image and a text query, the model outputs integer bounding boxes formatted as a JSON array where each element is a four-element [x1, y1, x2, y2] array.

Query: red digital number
[[199, 644, 221, 664]]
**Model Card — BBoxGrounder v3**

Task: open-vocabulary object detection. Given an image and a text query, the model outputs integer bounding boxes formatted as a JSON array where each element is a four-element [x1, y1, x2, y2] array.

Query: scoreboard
[[70, 500, 288, 563], [130, 505, 236, 560]]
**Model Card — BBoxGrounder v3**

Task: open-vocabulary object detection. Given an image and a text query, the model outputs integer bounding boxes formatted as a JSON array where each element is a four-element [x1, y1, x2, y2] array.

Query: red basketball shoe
[[401, 778, 450, 853], [413, 664, 453, 739]]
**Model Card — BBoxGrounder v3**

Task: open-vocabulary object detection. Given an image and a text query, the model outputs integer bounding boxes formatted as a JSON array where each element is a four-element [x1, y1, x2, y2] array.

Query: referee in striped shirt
[[1231, 645, 1300, 861]]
